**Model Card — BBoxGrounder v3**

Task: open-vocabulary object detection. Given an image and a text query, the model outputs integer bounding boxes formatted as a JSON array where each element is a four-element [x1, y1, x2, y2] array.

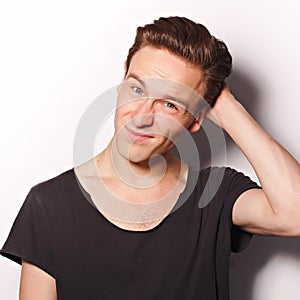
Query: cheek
[[155, 116, 186, 140], [114, 103, 131, 122], [114, 108, 126, 130]]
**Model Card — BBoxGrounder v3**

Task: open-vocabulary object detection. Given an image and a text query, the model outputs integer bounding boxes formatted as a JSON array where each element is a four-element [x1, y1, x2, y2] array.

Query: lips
[[125, 126, 154, 142]]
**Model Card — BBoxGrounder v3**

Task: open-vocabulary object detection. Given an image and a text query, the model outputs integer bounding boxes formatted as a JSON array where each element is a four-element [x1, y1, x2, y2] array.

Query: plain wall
[[0, 0, 299, 299]]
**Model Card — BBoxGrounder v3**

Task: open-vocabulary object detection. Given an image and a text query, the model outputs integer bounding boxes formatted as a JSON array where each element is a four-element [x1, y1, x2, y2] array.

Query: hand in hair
[[205, 83, 236, 128]]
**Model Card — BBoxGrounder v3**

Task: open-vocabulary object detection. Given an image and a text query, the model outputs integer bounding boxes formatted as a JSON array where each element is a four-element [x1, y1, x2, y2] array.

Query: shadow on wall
[[174, 68, 261, 169], [230, 235, 300, 300], [226, 70, 300, 300], [175, 67, 300, 299]]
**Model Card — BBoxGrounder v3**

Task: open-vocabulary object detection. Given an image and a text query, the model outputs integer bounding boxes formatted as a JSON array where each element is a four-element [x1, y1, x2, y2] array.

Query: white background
[[0, 0, 300, 299]]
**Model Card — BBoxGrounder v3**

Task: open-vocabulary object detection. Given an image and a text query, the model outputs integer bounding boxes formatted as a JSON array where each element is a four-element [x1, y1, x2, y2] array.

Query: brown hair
[[125, 16, 232, 107]]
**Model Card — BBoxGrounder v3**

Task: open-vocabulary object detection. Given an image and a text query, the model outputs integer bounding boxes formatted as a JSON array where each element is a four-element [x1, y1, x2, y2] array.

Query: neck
[[96, 139, 182, 189]]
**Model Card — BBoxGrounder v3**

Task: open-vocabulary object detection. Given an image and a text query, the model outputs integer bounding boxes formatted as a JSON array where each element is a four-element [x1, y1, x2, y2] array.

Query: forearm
[[213, 95, 300, 217]]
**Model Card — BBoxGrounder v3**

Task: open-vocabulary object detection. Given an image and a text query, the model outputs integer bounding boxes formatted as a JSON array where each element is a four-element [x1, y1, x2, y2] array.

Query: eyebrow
[[126, 72, 190, 110], [126, 73, 147, 86]]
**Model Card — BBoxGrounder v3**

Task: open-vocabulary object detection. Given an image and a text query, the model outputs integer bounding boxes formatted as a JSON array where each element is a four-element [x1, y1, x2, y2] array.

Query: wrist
[[210, 93, 241, 128]]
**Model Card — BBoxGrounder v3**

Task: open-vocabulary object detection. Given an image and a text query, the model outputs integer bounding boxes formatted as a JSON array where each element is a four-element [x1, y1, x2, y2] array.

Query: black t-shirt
[[1, 166, 260, 299]]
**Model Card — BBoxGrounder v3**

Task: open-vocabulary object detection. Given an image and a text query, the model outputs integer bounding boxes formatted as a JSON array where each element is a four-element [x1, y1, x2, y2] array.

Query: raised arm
[[207, 85, 300, 236], [20, 260, 57, 300]]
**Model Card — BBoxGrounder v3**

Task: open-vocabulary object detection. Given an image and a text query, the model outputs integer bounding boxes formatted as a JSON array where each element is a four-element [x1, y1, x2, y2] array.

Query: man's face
[[114, 46, 205, 164]]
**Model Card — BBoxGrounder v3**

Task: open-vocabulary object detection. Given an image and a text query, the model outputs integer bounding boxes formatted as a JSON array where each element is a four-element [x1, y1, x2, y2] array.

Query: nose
[[131, 99, 154, 128]]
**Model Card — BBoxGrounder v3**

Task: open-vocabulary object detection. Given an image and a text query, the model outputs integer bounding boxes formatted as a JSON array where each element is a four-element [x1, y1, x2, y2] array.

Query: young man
[[1, 16, 300, 300]]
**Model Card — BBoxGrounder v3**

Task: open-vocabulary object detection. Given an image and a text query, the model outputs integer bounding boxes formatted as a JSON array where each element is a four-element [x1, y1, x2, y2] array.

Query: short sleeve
[[0, 187, 55, 277], [222, 167, 261, 253]]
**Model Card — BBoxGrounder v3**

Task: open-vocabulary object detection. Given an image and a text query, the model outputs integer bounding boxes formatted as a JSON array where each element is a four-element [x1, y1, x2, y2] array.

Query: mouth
[[125, 126, 154, 142]]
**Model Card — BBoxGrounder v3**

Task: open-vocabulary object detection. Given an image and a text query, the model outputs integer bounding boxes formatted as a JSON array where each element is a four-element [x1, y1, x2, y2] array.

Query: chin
[[120, 150, 152, 165]]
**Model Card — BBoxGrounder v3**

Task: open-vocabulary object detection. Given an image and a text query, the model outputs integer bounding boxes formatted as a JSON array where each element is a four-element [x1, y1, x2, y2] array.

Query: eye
[[132, 86, 144, 96], [164, 102, 178, 110]]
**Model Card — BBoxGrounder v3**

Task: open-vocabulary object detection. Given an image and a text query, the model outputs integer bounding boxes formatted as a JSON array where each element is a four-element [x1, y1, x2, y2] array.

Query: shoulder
[[27, 168, 77, 208], [31, 168, 75, 194], [193, 166, 259, 208], [197, 166, 252, 188]]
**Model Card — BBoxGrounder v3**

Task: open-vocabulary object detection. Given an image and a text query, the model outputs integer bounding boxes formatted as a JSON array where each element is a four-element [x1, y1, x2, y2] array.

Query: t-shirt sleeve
[[0, 187, 55, 277], [222, 167, 261, 253]]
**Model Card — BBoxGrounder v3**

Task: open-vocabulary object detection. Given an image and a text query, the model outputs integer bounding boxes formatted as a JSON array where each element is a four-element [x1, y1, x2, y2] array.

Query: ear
[[188, 108, 206, 133]]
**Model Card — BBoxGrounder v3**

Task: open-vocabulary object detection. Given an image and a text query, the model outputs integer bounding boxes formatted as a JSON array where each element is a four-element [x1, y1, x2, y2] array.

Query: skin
[[20, 261, 57, 300], [20, 46, 300, 299], [112, 46, 205, 168], [209, 85, 300, 235]]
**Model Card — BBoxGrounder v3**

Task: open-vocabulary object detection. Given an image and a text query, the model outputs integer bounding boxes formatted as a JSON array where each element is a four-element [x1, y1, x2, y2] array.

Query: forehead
[[126, 46, 205, 95]]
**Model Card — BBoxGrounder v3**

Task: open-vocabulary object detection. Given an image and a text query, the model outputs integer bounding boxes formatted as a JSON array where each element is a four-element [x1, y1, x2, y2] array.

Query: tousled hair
[[125, 16, 232, 107]]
